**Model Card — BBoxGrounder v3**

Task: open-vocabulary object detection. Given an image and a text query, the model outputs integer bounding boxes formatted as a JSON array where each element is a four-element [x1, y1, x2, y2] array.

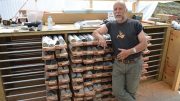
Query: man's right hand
[[97, 35, 107, 48], [92, 24, 108, 48]]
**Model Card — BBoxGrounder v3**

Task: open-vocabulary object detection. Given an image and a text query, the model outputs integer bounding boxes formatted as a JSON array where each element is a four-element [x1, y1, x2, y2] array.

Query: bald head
[[113, 1, 128, 23], [113, 1, 127, 11]]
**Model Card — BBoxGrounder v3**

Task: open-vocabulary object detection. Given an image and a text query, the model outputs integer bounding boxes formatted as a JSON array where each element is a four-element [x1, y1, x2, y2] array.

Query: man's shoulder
[[107, 20, 117, 24], [105, 20, 116, 27], [127, 19, 141, 24]]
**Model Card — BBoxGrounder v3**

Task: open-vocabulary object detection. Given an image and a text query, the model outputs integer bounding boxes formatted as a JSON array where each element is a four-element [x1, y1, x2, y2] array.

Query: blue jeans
[[112, 57, 143, 101]]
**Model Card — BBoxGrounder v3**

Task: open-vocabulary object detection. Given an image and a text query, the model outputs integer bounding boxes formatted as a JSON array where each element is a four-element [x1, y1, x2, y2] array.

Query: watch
[[132, 48, 137, 54]]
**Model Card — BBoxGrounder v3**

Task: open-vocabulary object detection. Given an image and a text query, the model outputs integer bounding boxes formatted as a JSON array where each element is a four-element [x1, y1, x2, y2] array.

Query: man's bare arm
[[132, 30, 148, 53], [92, 24, 108, 48]]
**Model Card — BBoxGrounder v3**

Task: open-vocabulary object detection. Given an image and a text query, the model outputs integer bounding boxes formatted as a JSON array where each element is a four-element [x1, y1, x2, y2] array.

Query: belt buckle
[[121, 59, 128, 64], [124, 60, 130, 64], [116, 58, 135, 64], [123, 59, 134, 64], [126, 60, 129, 64]]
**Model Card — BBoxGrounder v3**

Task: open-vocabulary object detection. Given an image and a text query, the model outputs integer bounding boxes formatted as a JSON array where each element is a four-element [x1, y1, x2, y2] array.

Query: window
[[0, 0, 132, 19]]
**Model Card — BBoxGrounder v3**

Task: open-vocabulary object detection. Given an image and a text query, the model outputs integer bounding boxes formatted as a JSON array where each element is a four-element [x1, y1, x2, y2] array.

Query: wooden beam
[[90, 0, 93, 8], [158, 26, 171, 80], [0, 38, 7, 101], [132, 0, 139, 13], [172, 55, 180, 91], [0, 72, 6, 101], [132, 2, 137, 13]]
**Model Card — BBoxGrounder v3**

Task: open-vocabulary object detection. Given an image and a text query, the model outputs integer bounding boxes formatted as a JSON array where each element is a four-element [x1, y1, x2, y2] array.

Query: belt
[[115, 57, 140, 64], [118, 59, 135, 64]]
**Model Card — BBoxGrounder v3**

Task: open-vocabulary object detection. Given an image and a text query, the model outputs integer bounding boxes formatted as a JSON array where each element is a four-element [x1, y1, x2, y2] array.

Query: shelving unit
[[143, 27, 169, 81], [0, 23, 170, 101], [163, 29, 180, 91], [42, 35, 72, 101], [0, 36, 45, 101], [68, 33, 114, 101]]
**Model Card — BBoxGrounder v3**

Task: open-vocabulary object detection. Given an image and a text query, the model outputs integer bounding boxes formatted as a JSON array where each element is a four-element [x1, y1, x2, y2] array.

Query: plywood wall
[[163, 29, 180, 88], [42, 12, 142, 24]]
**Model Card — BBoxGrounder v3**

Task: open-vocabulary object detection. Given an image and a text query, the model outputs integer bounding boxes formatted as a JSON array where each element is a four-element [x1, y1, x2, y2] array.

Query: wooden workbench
[[0, 22, 169, 37]]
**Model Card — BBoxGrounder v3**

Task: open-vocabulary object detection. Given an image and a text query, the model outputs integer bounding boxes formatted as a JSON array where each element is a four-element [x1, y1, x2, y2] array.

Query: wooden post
[[90, 0, 93, 9], [0, 71, 6, 101], [172, 55, 180, 91], [158, 26, 171, 80], [132, 0, 139, 13], [132, 2, 136, 13], [0, 38, 7, 101]]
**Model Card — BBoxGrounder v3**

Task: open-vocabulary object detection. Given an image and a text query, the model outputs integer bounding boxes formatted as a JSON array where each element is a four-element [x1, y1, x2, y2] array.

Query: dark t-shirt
[[106, 19, 143, 60]]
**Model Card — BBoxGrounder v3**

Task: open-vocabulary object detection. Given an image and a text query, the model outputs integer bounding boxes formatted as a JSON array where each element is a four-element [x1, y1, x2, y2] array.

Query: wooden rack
[[0, 23, 170, 101]]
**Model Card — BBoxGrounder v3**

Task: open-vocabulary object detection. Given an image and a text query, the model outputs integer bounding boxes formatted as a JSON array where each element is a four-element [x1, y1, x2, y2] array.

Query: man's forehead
[[113, 2, 126, 8]]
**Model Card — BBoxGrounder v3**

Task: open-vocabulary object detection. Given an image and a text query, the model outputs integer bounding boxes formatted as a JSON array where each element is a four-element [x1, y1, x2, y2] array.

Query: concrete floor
[[137, 80, 180, 101], [8, 79, 180, 101]]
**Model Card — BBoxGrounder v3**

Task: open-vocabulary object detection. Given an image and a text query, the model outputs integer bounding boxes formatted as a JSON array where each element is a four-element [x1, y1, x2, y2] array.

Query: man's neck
[[117, 17, 128, 24]]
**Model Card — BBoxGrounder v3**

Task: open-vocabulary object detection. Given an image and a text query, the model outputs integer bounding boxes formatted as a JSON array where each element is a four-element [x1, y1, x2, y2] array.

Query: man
[[92, 1, 147, 101]]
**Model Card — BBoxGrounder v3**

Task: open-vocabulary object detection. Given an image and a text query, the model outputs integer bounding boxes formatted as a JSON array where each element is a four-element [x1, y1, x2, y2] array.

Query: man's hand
[[98, 35, 107, 48], [92, 24, 108, 48], [117, 48, 131, 60]]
